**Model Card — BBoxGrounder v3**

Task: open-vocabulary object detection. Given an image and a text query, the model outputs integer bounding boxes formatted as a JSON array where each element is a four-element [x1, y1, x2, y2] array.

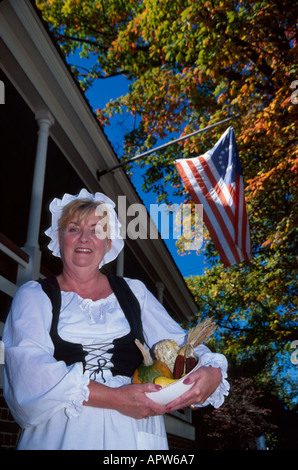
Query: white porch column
[[17, 109, 54, 284], [25, 110, 54, 248], [156, 281, 164, 304]]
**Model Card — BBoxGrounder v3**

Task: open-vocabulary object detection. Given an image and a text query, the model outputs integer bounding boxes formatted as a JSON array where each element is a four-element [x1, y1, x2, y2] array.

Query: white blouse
[[3, 278, 229, 450]]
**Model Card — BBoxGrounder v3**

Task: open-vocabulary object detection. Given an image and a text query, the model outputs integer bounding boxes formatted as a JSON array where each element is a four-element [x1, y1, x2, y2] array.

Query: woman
[[3, 189, 229, 450]]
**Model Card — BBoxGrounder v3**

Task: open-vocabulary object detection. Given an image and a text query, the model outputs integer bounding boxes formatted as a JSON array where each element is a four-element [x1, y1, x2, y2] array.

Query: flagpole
[[96, 114, 239, 180]]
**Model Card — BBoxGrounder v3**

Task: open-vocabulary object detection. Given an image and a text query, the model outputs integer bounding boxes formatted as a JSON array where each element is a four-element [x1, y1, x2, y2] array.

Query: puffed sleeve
[[127, 278, 229, 408], [2, 281, 90, 428]]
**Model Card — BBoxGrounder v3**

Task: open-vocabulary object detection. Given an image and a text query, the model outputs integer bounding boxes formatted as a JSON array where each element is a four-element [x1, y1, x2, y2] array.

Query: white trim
[[164, 414, 195, 441], [0, 244, 28, 268], [0, 276, 18, 297]]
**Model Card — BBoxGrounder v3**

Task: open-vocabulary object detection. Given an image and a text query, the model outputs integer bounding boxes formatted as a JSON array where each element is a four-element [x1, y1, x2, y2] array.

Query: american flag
[[175, 127, 252, 267]]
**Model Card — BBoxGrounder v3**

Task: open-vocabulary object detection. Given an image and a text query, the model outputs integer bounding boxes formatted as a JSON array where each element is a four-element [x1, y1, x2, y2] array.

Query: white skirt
[[17, 406, 168, 450], [17, 374, 169, 451]]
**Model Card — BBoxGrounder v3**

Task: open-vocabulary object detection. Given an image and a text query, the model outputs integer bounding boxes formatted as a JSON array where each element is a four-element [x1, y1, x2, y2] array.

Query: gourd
[[132, 339, 174, 384], [154, 377, 177, 387]]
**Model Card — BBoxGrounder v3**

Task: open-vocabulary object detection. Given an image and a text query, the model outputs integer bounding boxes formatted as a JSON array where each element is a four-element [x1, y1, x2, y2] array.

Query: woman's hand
[[85, 380, 167, 419], [165, 366, 222, 412], [112, 383, 168, 419]]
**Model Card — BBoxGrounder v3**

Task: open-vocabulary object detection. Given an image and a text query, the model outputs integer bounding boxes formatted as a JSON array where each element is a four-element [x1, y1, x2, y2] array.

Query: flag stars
[[218, 159, 225, 170], [218, 149, 227, 170]]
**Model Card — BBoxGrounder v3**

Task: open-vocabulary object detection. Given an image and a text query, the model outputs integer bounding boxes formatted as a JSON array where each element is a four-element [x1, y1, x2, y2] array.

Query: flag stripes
[[175, 127, 251, 267]]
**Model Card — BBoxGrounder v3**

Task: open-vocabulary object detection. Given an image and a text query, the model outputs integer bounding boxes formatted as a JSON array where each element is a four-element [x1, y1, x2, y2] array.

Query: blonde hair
[[58, 198, 110, 237]]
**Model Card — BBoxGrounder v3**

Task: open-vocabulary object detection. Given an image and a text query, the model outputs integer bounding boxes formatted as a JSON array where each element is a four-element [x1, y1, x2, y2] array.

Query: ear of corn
[[186, 318, 217, 349], [173, 318, 217, 379], [153, 339, 180, 373]]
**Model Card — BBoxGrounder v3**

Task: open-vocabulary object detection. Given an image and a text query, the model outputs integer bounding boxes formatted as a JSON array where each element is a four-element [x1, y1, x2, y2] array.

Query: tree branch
[[72, 64, 130, 79], [57, 33, 108, 51]]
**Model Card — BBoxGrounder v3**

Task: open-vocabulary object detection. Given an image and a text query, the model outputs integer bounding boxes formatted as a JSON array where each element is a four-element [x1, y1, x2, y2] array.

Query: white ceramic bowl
[[146, 361, 201, 405]]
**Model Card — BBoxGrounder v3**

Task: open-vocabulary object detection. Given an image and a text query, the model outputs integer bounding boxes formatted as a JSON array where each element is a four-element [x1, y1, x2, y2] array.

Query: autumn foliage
[[36, 0, 297, 409]]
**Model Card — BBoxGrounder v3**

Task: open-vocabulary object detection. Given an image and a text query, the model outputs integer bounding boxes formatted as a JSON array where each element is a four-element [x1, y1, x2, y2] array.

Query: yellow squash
[[153, 377, 177, 387]]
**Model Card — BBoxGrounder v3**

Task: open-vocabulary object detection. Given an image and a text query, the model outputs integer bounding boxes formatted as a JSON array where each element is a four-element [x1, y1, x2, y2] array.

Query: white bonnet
[[45, 188, 124, 268]]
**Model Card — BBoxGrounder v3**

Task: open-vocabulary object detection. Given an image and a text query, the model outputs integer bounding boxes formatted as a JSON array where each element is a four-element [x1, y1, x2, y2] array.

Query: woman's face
[[59, 211, 111, 273]]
